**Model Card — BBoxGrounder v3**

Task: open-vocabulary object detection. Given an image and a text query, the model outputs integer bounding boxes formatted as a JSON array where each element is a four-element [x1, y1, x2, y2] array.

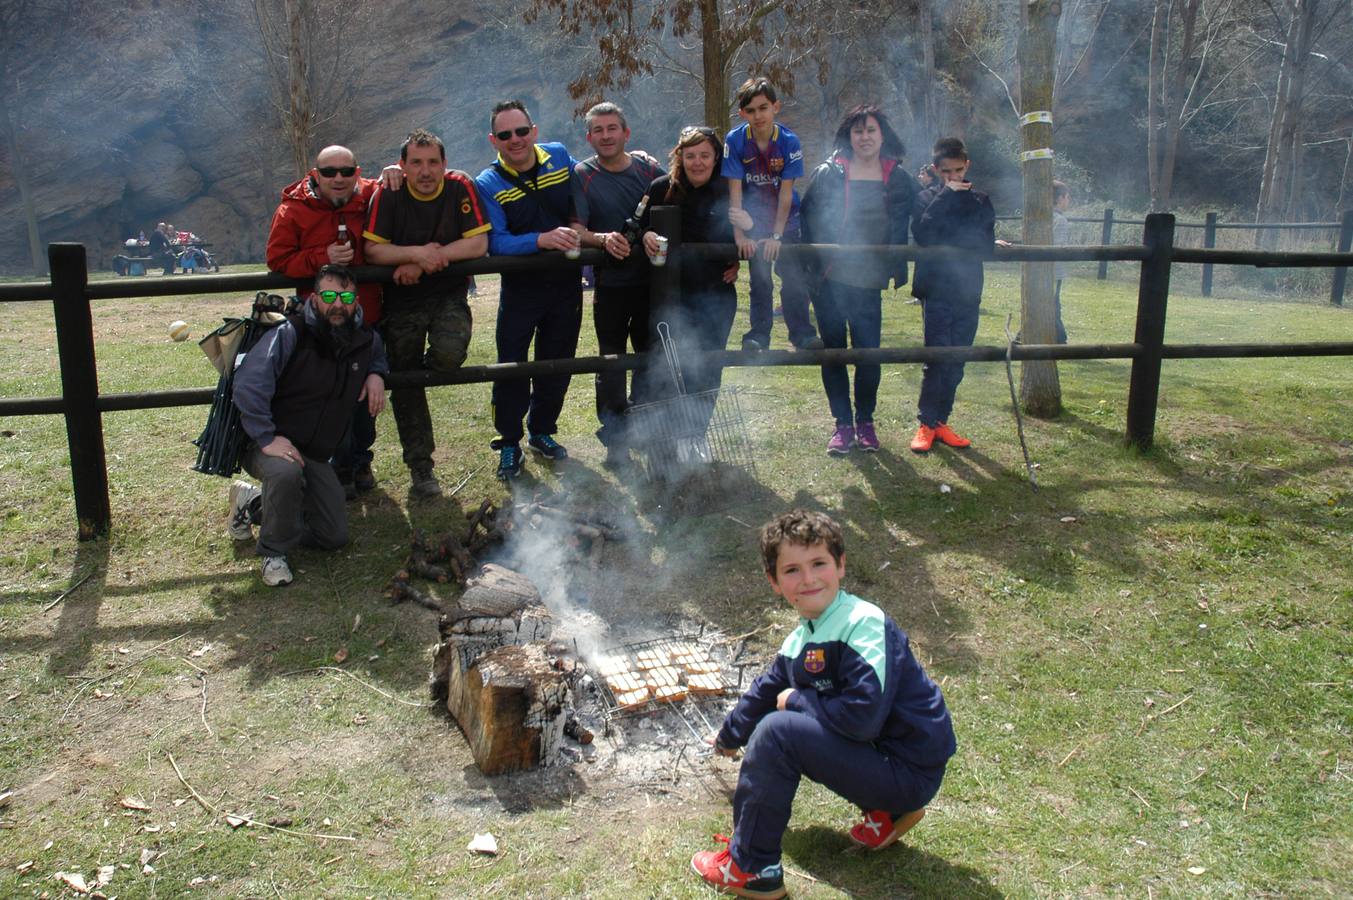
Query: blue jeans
[[742, 230, 817, 348], [730, 711, 945, 872], [917, 294, 982, 427], [815, 280, 882, 427]]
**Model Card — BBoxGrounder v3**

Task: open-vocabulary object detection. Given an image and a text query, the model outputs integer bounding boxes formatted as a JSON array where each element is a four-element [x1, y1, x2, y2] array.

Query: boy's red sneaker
[[933, 423, 971, 448], [849, 808, 926, 851], [690, 835, 786, 899], [910, 424, 936, 453]]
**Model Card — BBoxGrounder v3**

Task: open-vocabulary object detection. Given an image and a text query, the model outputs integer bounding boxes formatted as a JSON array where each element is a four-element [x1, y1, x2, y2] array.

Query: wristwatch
[[771, 232, 783, 241]]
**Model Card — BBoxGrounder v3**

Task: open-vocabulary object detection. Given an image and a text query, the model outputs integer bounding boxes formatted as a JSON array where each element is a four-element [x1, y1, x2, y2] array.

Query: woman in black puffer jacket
[[800, 105, 918, 455]]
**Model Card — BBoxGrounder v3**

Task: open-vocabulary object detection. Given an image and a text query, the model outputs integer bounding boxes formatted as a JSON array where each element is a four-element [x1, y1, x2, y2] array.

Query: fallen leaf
[[116, 648, 130, 655], [1187, 866, 1207, 875], [139, 850, 156, 867], [351, 614, 361, 634], [1060, 516, 1077, 523], [468, 832, 499, 855], [224, 814, 247, 829], [190, 876, 207, 886], [352, 714, 368, 725], [141, 864, 155, 876], [172, 798, 187, 807], [333, 647, 349, 664], [54, 871, 89, 893], [322, 817, 332, 826], [939, 483, 952, 494], [0, 789, 12, 808], [142, 824, 160, 833], [119, 796, 151, 811], [374, 638, 386, 648], [266, 817, 293, 828], [303, 636, 316, 643], [95, 864, 114, 886], [16, 861, 33, 873], [93, 688, 113, 700], [189, 643, 212, 658], [4, 692, 19, 702]]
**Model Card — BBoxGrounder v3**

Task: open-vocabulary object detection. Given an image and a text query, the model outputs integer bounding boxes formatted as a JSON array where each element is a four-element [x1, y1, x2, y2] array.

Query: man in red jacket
[[267, 145, 384, 499]]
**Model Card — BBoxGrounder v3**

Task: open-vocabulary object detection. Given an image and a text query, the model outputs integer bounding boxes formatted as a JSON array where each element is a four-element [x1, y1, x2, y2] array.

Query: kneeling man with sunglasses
[[228, 265, 389, 587]]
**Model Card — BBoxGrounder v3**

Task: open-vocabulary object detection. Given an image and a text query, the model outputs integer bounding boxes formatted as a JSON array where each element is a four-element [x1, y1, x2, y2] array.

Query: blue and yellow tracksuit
[[716, 590, 956, 872], [475, 142, 582, 444]]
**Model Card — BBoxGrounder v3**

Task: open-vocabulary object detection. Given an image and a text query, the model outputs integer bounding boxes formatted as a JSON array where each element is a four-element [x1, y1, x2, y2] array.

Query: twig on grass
[[448, 464, 484, 498], [1137, 694, 1192, 735], [276, 665, 436, 708], [1058, 745, 1080, 767], [1128, 786, 1152, 808], [41, 570, 95, 613], [197, 672, 214, 737], [62, 632, 190, 719], [167, 752, 356, 842], [784, 865, 820, 884], [719, 623, 775, 645], [725, 515, 753, 528]]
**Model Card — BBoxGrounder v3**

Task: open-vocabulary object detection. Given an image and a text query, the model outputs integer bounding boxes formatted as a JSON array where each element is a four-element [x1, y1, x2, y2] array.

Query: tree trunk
[[0, 90, 46, 276], [1146, 0, 1166, 210], [284, 0, 313, 179], [700, 0, 728, 129], [1256, 0, 1319, 247], [1019, 0, 1063, 418], [918, 0, 938, 138]]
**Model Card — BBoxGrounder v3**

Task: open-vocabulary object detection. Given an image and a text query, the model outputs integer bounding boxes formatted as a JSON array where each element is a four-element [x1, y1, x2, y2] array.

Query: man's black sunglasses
[[316, 166, 357, 177], [316, 290, 357, 305], [494, 125, 533, 141]]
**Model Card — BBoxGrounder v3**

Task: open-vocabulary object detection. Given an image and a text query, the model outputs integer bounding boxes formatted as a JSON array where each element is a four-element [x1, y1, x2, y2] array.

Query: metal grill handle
[[656, 321, 687, 395]]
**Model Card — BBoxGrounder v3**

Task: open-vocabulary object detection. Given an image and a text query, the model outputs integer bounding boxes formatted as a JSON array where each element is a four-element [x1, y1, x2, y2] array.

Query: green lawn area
[[0, 263, 1349, 898]]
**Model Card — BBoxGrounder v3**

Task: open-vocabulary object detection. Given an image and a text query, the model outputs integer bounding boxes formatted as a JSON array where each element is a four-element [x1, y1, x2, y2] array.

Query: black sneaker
[[527, 434, 568, 460], [497, 444, 524, 480], [741, 337, 765, 352], [796, 335, 825, 350], [354, 463, 376, 492]]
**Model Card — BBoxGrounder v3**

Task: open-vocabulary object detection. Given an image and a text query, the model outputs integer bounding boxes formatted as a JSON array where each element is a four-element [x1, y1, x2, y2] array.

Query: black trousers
[[593, 282, 651, 446], [492, 284, 583, 445]]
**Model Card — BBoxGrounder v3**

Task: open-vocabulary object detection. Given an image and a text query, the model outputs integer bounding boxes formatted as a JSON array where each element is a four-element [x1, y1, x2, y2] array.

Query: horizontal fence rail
[[2, 210, 1352, 538]]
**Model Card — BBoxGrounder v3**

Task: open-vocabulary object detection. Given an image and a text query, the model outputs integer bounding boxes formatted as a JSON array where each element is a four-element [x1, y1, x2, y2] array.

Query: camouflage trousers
[[380, 291, 472, 472]]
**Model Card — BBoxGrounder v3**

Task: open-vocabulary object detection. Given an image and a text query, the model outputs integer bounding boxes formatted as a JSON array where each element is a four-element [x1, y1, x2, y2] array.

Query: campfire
[[398, 498, 755, 778]]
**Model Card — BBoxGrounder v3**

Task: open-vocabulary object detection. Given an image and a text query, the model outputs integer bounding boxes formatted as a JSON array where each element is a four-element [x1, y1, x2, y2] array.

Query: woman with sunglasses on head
[[799, 104, 918, 456], [639, 126, 744, 407]]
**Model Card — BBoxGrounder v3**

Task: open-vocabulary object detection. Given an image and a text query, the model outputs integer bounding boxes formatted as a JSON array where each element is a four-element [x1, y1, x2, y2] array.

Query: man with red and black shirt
[[267, 144, 384, 498], [364, 129, 490, 498]]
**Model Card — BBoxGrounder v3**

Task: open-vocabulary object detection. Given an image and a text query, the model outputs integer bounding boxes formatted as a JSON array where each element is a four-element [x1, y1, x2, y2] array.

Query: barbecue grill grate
[[589, 633, 745, 739]]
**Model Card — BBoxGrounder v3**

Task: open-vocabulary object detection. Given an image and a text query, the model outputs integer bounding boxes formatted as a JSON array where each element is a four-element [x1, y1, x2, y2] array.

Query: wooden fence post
[[1097, 207, 1114, 280], [1201, 211, 1218, 296], [1331, 209, 1352, 306], [50, 243, 111, 540], [1126, 214, 1176, 451]]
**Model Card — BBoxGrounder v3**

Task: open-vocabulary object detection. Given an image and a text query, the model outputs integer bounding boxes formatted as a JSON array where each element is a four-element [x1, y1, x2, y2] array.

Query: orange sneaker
[[690, 835, 786, 899], [910, 424, 936, 453], [849, 808, 926, 851], [933, 423, 971, 448]]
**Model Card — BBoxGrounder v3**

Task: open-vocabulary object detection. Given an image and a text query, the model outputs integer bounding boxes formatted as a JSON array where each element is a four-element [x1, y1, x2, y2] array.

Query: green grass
[[1, 264, 1350, 898]]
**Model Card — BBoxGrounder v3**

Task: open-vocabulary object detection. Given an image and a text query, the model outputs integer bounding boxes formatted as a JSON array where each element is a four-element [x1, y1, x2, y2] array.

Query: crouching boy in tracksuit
[[691, 509, 956, 899]]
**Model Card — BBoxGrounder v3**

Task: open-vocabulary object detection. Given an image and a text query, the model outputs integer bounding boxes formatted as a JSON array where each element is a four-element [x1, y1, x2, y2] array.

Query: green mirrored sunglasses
[[317, 290, 357, 305]]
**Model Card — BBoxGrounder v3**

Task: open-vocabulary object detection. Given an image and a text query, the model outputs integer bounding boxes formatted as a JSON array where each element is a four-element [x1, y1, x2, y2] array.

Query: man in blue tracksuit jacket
[[475, 99, 583, 481], [692, 509, 956, 899]]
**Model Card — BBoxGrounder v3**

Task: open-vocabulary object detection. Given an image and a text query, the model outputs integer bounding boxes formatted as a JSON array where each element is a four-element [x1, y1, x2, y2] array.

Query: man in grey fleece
[[228, 265, 389, 586]]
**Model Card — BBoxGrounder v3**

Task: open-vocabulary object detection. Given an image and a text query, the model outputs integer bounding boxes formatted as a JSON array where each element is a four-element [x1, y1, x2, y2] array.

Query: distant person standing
[[267, 144, 385, 499], [365, 129, 491, 498], [571, 101, 666, 469], [475, 99, 582, 481]]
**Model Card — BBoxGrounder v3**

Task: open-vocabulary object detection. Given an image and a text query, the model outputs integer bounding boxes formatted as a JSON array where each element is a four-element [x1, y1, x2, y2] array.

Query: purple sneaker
[[827, 425, 855, 456], [856, 421, 880, 452]]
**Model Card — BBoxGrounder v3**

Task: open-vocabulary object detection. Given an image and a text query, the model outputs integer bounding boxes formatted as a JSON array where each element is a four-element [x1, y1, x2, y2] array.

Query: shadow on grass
[[784, 824, 1001, 899]]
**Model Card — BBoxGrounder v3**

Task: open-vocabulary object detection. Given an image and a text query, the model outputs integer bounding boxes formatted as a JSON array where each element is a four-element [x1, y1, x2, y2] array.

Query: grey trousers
[[243, 445, 348, 558]]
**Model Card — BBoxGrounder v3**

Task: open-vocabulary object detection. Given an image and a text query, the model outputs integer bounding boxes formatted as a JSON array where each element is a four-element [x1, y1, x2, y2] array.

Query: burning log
[[443, 642, 573, 776]]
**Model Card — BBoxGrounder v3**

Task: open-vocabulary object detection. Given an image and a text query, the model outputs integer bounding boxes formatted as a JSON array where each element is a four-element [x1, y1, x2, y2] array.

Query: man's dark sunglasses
[[316, 166, 357, 177], [494, 125, 533, 141], [316, 290, 357, 305]]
